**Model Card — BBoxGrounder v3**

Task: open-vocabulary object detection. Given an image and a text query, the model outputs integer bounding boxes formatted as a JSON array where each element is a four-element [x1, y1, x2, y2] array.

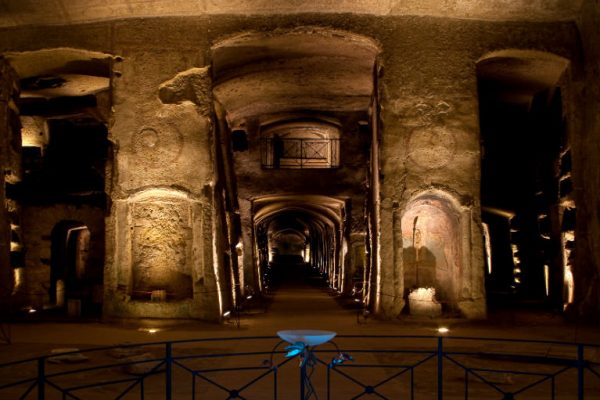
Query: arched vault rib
[[253, 195, 346, 226], [211, 28, 380, 126]]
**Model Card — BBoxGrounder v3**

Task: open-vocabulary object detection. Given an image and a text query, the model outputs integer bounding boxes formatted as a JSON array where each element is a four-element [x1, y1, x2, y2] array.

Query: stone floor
[[1, 279, 599, 399]]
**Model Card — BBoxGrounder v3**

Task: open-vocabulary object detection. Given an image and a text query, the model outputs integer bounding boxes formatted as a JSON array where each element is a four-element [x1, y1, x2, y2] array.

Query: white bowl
[[277, 330, 337, 346]]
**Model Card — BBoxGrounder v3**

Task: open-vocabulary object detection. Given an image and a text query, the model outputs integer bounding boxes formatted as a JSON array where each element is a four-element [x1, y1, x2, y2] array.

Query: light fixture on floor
[[138, 327, 160, 334]]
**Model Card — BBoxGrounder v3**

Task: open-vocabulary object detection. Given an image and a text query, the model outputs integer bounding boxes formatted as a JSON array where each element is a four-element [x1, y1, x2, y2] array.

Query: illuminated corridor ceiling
[[0, 0, 584, 27], [212, 29, 379, 125]]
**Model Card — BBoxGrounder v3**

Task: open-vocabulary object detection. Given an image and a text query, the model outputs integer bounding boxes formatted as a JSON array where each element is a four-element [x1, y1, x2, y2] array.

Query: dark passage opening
[[477, 53, 571, 311]]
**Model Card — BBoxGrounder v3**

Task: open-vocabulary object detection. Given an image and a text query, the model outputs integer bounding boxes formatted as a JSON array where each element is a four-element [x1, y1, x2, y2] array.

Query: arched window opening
[[261, 120, 341, 169]]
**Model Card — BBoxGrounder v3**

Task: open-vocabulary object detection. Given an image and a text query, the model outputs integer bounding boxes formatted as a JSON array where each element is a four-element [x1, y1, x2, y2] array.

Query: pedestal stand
[[277, 330, 336, 400]]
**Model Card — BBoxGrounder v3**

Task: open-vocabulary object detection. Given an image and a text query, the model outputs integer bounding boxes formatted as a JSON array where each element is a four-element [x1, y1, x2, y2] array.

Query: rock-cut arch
[[401, 189, 480, 317]]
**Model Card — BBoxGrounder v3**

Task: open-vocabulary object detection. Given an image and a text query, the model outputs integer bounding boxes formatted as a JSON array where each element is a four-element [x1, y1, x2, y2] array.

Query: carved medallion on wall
[[407, 126, 457, 169], [132, 126, 184, 168]]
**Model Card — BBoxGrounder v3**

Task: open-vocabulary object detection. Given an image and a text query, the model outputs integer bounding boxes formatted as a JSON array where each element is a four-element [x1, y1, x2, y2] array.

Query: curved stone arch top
[[127, 187, 194, 203], [211, 27, 381, 126], [0, 1, 584, 28], [477, 49, 571, 67], [3, 47, 115, 79], [400, 188, 478, 316], [476, 49, 572, 95], [261, 120, 341, 140], [3, 48, 114, 109]]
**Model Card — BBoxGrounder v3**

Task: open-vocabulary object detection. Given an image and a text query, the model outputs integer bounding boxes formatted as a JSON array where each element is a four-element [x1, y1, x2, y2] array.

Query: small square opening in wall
[[260, 120, 340, 169]]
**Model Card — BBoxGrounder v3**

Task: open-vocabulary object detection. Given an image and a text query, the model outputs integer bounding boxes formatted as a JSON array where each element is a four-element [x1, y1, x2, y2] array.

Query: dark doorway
[[50, 221, 97, 315], [477, 52, 571, 311]]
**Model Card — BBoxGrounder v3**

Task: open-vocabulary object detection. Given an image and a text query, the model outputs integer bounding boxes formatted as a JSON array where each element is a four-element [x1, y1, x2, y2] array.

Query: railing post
[[273, 366, 278, 400], [437, 336, 443, 400], [37, 357, 45, 400], [410, 367, 415, 400], [327, 364, 331, 400], [577, 344, 584, 400], [300, 362, 306, 400], [165, 342, 173, 400]]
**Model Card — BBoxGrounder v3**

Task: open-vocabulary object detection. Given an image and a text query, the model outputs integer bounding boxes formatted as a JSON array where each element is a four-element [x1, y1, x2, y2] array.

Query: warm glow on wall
[[561, 230, 575, 310], [544, 264, 550, 297], [13, 267, 24, 293], [230, 258, 237, 306], [482, 222, 492, 274], [212, 236, 224, 318], [20, 116, 48, 148], [564, 266, 574, 309], [10, 223, 22, 251], [268, 249, 274, 263], [138, 327, 161, 334], [410, 287, 436, 300], [254, 242, 264, 292], [408, 287, 442, 317], [10, 241, 22, 252], [236, 241, 244, 296], [511, 244, 521, 286]]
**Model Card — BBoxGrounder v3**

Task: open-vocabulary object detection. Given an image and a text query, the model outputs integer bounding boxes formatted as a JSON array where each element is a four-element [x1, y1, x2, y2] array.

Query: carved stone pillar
[[104, 66, 223, 321]]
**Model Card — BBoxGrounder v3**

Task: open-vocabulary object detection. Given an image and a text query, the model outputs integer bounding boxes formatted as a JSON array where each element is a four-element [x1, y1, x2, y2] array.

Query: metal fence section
[[0, 335, 599, 399]]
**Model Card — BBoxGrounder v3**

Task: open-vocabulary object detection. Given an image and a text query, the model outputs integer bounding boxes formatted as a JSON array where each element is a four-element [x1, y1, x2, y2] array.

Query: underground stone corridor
[[1, 6, 600, 396]]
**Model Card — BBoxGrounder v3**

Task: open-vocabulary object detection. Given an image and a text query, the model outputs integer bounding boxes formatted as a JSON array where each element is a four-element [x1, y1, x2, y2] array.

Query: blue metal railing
[[1, 335, 599, 399]]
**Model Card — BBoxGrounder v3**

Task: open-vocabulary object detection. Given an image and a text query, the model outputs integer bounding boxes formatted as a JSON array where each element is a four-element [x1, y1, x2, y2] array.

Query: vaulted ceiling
[[0, 0, 584, 28]]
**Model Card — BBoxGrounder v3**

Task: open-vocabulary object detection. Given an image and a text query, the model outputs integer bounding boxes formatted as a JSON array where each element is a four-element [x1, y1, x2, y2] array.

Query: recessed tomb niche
[[401, 193, 462, 315], [130, 192, 193, 301]]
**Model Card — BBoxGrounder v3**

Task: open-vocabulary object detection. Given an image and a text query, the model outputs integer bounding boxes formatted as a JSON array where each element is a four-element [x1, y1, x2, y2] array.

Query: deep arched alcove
[[477, 50, 572, 312], [211, 28, 380, 314], [401, 191, 463, 315], [252, 194, 347, 293]]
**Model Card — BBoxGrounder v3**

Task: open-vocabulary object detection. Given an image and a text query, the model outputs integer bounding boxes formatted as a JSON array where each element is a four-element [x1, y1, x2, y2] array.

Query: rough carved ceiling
[[477, 50, 570, 106], [212, 29, 379, 126], [0, 0, 584, 27]]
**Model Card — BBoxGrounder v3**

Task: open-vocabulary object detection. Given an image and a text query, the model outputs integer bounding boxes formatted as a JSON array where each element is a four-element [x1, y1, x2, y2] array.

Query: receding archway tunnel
[[262, 213, 318, 285], [211, 29, 379, 317], [253, 195, 346, 293]]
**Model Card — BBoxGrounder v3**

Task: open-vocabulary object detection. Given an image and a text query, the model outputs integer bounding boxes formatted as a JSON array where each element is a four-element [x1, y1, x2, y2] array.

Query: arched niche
[[50, 220, 90, 308], [401, 191, 463, 313], [107, 186, 223, 321], [126, 189, 194, 302]]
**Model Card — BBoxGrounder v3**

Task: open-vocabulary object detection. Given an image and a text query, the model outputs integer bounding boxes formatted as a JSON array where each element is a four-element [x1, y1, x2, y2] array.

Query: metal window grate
[[262, 138, 340, 169]]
